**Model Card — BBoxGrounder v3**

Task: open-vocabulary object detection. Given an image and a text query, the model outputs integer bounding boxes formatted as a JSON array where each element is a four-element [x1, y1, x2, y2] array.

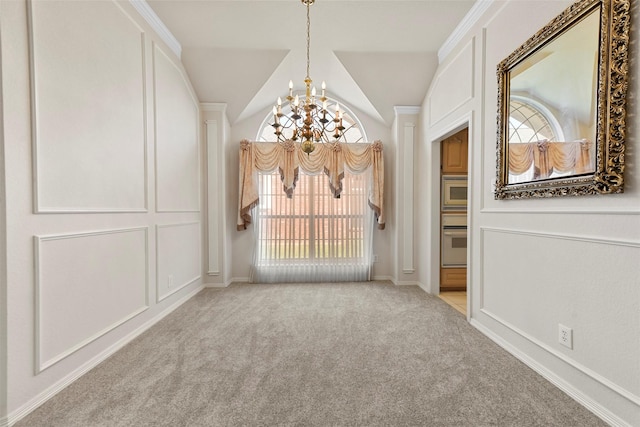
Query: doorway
[[438, 127, 468, 315]]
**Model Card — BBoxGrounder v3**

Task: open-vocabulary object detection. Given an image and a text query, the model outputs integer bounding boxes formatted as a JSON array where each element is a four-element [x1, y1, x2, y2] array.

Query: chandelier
[[271, 0, 345, 154]]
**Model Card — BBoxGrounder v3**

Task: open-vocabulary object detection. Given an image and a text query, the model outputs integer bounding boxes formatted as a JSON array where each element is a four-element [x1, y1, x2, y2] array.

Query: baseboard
[[204, 282, 229, 288], [470, 319, 633, 427], [394, 280, 418, 286], [416, 281, 432, 294], [5, 285, 204, 427], [372, 275, 394, 283], [230, 277, 250, 284]]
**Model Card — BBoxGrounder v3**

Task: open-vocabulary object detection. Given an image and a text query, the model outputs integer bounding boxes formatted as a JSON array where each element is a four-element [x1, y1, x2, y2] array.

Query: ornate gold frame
[[495, 0, 630, 199]]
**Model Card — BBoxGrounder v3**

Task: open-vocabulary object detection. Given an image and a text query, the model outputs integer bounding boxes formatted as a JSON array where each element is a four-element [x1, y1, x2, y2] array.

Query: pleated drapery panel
[[237, 139, 385, 230]]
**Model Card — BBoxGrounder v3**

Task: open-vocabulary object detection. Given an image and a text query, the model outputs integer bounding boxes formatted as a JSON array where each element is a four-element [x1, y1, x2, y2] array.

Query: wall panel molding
[[481, 207, 640, 215], [155, 222, 201, 302], [429, 38, 475, 127], [153, 43, 201, 213], [28, 0, 148, 213], [480, 226, 640, 247], [206, 119, 220, 276], [402, 121, 415, 273], [35, 227, 149, 373]]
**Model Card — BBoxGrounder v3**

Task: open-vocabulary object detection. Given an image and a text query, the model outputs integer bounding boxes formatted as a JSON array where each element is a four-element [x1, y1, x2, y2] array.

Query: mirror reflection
[[506, 8, 600, 184]]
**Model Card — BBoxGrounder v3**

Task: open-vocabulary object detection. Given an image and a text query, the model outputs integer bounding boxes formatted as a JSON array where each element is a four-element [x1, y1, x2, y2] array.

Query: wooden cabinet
[[440, 267, 466, 291], [441, 128, 468, 174]]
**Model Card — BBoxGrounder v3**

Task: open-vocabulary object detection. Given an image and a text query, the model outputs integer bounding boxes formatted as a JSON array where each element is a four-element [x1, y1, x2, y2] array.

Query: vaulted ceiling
[[146, 0, 476, 125]]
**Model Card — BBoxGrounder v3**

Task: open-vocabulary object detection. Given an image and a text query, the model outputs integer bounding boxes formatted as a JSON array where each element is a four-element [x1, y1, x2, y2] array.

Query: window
[[252, 99, 372, 283], [508, 96, 567, 183]]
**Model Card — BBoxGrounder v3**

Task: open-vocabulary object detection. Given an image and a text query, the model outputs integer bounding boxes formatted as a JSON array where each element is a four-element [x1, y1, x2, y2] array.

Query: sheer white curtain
[[251, 168, 373, 283]]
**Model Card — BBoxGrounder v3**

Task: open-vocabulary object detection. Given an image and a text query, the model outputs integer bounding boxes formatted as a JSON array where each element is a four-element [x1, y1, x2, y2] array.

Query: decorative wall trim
[[429, 38, 475, 128], [206, 120, 221, 276], [471, 319, 635, 426], [479, 27, 488, 212], [128, 0, 181, 59], [438, 0, 493, 63], [152, 42, 201, 213], [155, 222, 202, 302], [28, 1, 148, 214], [402, 122, 415, 273], [7, 285, 202, 427], [480, 226, 640, 248], [230, 277, 251, 284], [478, 225, 640, 313], [481, 207, 640, 215], [34, 227, 150, 373]]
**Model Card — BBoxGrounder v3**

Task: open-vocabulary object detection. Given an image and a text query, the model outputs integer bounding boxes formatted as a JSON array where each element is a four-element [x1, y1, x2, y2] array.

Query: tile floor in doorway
[[439, 291, 467, 316]]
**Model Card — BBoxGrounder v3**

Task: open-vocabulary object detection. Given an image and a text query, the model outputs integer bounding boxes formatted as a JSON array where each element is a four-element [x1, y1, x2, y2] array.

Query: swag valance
[[508, 139, 593, 178], [237, 139, 385, 230]]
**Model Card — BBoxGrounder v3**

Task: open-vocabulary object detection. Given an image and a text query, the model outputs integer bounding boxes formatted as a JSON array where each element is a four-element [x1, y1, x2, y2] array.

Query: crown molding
[[438, 0, 494, 64], [200, 103, 228, 113], [393, 106, 421, 115], [129, 0, 182, 59]]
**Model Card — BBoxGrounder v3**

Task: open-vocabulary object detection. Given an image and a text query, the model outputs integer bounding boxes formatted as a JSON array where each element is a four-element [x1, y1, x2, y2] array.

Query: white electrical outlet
[[558, 324, 573, 349], [168, 274, 174, 289], [373, 254, 379, 263]]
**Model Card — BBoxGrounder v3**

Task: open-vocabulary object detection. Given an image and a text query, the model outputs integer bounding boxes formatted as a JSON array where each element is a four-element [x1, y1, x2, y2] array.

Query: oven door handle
[[443, 230, 467, 237]]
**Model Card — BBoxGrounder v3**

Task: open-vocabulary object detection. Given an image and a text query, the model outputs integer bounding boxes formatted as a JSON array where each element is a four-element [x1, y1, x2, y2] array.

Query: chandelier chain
[[306, 0, 311, 80]]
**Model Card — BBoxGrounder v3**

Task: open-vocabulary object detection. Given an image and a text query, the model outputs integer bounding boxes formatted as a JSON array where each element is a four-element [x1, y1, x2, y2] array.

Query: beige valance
[[237, 139, 385, 231], [508, 139, 593, 178]]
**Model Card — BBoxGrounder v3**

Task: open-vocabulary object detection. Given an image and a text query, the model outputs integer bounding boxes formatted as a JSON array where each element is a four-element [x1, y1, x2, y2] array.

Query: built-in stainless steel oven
[[441, 213, 467, 267]]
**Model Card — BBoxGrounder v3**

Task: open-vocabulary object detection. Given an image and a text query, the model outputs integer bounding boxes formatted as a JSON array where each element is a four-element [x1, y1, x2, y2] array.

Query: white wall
[[418, 1, 640, 425], [0, 1, 203, 424], [228, 103, 394, 282]]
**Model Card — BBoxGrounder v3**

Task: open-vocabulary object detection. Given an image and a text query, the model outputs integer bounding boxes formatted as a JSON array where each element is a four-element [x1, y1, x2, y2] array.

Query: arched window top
[[256, 95, 367, 143], [509, 95, 564, 143]]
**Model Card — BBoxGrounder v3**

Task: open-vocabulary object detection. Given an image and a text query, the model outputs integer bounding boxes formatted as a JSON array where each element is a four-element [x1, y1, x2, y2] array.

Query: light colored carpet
[[17, 282, 606, 426]]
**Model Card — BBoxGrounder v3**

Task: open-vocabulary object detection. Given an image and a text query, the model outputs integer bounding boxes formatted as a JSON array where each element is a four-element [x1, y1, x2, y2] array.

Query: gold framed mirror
[[495, 0, 630, 199]]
